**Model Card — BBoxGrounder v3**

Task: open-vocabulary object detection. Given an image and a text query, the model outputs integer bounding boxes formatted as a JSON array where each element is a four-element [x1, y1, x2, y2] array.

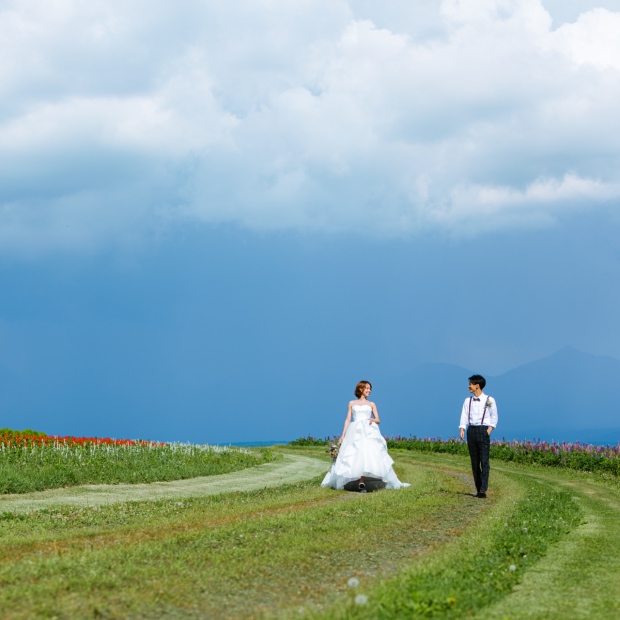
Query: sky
[[1, 0, 619, 443]]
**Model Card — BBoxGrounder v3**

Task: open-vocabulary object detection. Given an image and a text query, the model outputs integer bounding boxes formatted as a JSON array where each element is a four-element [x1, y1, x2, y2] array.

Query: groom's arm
[[459, 400, 468, 440], [486, 398, 498, 436]]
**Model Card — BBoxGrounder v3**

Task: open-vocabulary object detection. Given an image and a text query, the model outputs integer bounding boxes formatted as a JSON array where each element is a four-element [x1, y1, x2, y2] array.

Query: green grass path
[[477, 465, 620, 619], [0, 453, 327, 514], [1, 449, 619, 618], [373, 453, 620, 620], [0, 451, 485, 618]]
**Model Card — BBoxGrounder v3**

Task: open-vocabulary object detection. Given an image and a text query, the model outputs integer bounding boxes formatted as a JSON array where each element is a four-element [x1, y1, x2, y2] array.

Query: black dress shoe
[[477, 492, 487, 498]]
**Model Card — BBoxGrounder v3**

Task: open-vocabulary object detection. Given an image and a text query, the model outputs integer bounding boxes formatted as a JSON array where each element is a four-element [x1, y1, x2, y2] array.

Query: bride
[[321, 381, 410, 491]]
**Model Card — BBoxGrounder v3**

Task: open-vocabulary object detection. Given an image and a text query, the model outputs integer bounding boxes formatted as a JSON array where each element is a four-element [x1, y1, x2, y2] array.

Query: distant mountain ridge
[[378, 347, 620, 445]]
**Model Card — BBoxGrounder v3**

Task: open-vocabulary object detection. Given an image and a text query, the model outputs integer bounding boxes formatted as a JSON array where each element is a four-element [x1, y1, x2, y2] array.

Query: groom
[[459, 374, 498, 498]]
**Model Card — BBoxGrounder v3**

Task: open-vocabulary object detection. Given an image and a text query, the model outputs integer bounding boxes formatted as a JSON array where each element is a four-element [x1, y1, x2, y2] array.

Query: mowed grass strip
[[314, 453, 583, 620], [0, 457, 489, 619]]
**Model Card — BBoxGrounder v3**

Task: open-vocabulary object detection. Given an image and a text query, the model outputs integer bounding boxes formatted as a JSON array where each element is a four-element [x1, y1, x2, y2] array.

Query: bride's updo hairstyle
[[355, 381, 372, 398]]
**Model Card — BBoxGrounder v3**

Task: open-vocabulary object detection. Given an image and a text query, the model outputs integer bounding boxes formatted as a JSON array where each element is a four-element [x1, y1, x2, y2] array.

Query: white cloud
[[433, 174, 620, 233], [550, 8, 620, 70], [0, 0, 619, 254]]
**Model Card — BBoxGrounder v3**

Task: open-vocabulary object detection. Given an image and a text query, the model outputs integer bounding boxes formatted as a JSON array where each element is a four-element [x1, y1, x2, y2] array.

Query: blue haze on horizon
[[1, 1, 620, 444]]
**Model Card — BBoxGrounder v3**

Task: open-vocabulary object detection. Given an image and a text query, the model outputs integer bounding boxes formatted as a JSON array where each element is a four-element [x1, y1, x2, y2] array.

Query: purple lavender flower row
[[290, 435, 620, 475]]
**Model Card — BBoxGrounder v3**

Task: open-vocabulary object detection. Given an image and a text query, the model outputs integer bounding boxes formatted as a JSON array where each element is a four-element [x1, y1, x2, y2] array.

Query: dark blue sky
[[1, 209, 619, 442]]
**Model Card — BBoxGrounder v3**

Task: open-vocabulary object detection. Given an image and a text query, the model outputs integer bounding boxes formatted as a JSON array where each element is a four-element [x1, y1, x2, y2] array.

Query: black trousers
[[467, 425, 490, 492]]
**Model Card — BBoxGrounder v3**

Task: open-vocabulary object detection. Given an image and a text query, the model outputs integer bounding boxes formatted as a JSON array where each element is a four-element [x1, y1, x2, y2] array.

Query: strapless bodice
[[352, 404, 372, 421]]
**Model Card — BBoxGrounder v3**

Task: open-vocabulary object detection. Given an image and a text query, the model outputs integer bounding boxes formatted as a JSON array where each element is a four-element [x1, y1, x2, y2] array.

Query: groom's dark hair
[[468, 374, 486, 389]]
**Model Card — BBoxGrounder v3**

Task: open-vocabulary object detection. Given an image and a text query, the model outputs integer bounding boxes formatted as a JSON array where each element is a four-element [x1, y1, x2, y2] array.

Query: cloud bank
[[1, 0, 619, 253]]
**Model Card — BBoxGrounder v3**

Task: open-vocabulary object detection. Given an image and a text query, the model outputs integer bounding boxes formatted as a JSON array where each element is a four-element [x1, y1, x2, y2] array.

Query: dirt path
[[0, 453, 328, 514]]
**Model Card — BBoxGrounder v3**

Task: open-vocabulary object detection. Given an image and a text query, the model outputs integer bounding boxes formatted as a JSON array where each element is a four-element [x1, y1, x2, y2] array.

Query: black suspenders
[[468, 397, 489, 426]]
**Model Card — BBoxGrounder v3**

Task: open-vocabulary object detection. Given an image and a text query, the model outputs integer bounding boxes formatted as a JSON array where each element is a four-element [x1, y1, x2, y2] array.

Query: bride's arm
[[339, 402, 353, 443], [369, 402, 380, 425]]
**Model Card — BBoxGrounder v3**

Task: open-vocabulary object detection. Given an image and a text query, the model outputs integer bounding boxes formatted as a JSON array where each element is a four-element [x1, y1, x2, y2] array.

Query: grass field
[[1, 446, 619, 618], [0, 432, 279, 493]]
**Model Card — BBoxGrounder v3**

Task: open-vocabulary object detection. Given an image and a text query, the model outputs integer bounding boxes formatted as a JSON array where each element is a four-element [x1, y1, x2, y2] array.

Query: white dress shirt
[[459, 392, 498, 429]]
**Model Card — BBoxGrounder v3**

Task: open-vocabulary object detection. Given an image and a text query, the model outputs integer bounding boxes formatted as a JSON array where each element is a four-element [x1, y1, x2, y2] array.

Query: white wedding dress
[[321, 404, 410, 490]]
